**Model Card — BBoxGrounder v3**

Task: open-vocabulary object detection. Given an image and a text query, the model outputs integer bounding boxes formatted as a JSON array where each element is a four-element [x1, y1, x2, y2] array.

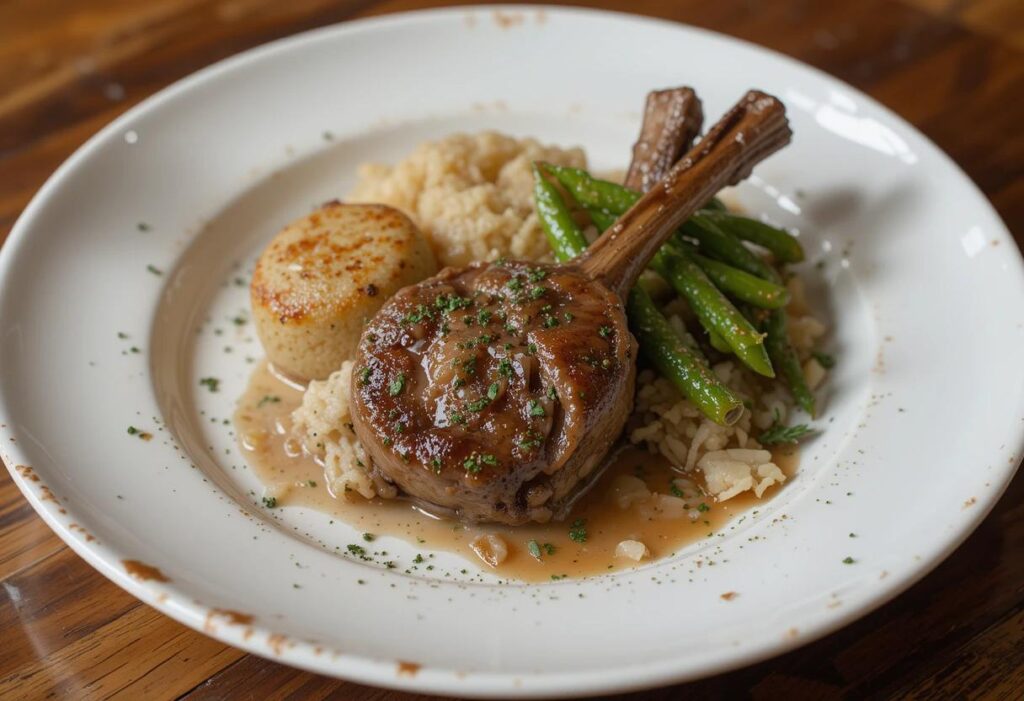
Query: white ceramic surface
[[1, 6, 1022, 698]]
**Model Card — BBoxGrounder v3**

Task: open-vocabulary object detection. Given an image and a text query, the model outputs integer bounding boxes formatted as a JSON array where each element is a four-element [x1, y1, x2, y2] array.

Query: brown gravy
[[234, 363, 795, 582]]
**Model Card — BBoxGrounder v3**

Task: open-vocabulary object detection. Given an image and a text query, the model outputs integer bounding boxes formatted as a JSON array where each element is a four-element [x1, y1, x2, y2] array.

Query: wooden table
[[1, 1, 1022, 698]]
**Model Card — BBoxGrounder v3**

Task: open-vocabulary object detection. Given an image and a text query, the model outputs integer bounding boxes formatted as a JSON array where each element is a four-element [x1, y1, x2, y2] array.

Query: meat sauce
[[235, 362, 795, 583]]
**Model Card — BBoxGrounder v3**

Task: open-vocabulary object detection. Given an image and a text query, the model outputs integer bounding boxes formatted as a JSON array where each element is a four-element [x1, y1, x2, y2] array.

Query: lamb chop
[[349, 90, 791, 524]]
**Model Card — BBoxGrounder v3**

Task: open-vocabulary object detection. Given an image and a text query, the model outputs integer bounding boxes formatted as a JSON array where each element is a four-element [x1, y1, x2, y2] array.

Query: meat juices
[[351, 261, 634, 524], [351, 90, 792, 524]]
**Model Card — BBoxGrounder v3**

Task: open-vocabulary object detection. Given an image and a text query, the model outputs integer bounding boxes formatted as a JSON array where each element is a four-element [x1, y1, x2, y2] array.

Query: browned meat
[[625, 87, 703, 193], [350, 261, 634, 523], [350, 90, 791, 524]]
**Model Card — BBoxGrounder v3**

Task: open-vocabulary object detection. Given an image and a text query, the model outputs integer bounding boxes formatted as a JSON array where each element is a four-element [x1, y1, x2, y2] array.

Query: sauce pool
[[234, 362, 795, 582]]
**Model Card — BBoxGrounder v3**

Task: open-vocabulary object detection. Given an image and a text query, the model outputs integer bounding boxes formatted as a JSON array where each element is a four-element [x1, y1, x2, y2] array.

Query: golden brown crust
[[250, 202, 437, 381]]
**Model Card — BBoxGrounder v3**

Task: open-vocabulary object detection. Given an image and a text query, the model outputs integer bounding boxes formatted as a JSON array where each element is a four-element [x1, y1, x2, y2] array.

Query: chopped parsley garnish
[[527, 268, 547, 282], [462, 357, 477, 375], [257, 395, 280, 408], [448, 412, 466, 425], [487, 382, 500, 400], [528, 400, 546, 417], [431, 457, 443, 473], [477, 309, 492, 324], [146, 264, 162, 276], [388, 372, 406, 397], [527, 343, 537, 354], [127, 425, 152, 440], [697, 502, 710, 512], [463, 456, 481, 474], [563, 312, 575, 322], [402, 304, 433, 325], [498, 359, 513, 377], [842, 556, 855, 564], [506, 278, 523, 292], [262, 496, 278, 508], [598, 325, 613, 338], [546, 385, 557, 400], [543, 315, 559, 328], [527, 540, 542, 559], [759, 422, 815, 445], [117, 331, 129, 339], [518, 435, 541, 451], [529, 286, 547, 299], [137, 222, 151, 232], [358, 367, 371, 385], [466, 397, 490, 412], [347, 544, 366, 556], [568, 519, 588, 543], [362, 533, 375, 542], [812, 351, 836, 368], [481, 454, 498, 466], [199, 377, 220, 393], [670, 483, 685, 498], [434, 294, 472, 312], [543, 542, 556, 556]]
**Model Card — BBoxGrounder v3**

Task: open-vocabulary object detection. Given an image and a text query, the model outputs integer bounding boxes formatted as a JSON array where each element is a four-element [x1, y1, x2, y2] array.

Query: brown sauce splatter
[[267, 633, 289, 655], [397, 661, 422, 676], [205, 608, 255, 632], [69, 524, 96, 542], [235, 362, 795, 582], [123, 559, 170, 582], [16, 465, 39, 482]]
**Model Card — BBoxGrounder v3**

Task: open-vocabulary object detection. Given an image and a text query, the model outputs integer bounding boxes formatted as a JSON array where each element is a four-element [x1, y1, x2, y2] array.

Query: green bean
[[707, 327, 731, 353], [699, 210, 804, 263], [572, 200, 742, 424], [738, 291, 816, 417], [627, 286, 743, 425], [547, 164, 792, 276], [650, 247, 774, 377], [532, 164, 588, 260], [546, 163, 730, 218], [703, 197, 728, 212], [764, 307, 816, 417], [679, 214, 776, 279], [676, 243, 790, 308], [585, 206, 618, 232], [543, 164, 640, 214]]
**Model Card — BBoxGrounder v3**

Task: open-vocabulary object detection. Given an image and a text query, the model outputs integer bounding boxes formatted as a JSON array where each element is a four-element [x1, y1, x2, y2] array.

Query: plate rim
[[1, 4, 1022, 698]]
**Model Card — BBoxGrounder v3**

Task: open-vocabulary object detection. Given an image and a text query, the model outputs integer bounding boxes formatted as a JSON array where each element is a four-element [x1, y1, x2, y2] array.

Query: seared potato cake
[[251, 202, 436, 381]]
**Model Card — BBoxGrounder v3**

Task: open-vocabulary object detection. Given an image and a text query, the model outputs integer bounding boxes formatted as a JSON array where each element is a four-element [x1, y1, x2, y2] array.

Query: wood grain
[[0, 0, 1022, 699]]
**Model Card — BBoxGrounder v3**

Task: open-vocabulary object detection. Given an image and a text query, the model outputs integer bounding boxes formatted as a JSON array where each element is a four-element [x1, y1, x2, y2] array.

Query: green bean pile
[[532, 163, 817, 425]]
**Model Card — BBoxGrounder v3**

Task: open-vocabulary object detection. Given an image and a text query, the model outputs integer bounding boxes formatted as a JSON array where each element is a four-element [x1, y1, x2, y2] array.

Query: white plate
[[1, 5, 1022, 698]]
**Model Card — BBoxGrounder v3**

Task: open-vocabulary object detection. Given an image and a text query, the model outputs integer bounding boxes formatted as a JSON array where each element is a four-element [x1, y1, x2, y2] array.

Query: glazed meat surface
[[350, 260, 635, 524]]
